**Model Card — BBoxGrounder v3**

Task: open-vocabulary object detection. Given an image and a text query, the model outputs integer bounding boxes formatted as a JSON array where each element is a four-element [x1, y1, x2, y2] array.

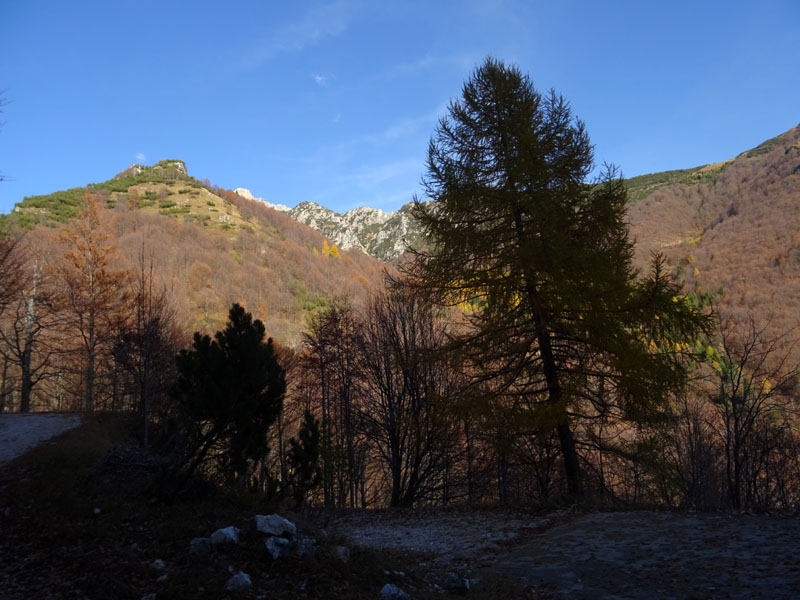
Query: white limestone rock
[[252, 514, 297, 538], [224, 571, 252, 591], [210, 525, 240, 545], [234, 187, 291, 212], [265, 536, 294, 560], [380, 583, 410, 600]]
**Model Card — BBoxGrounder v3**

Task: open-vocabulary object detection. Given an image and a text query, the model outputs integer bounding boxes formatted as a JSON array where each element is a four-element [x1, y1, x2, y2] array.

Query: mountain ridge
[[229, 126, 800, 261]]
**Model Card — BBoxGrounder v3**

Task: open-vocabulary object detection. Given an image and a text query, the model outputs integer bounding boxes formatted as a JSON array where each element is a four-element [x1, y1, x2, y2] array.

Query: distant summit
[[287, 201, 425, 261], [114, 159, 188, 180], [231, 187, 426, 261], [233, 188, 291, 213]]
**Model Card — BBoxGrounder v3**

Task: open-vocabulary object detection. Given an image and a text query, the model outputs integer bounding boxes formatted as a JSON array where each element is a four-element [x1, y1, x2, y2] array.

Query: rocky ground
[[3, 415, 800, 598], [328, 508, 800, 599]]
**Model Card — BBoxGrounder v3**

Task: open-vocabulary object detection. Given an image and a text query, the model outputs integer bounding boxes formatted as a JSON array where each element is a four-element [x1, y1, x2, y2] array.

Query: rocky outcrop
[[288, 201, 428, 261], [234, 187, 291, 213]]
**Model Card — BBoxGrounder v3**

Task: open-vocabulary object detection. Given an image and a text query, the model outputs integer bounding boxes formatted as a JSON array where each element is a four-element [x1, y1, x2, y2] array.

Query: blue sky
[[1, 1, 797, 215]]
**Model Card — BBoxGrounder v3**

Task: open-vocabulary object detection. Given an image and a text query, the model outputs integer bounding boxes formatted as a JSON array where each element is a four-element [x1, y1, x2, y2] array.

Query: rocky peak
[[287, 200, 426, 261], [234, 187, 291, 213]]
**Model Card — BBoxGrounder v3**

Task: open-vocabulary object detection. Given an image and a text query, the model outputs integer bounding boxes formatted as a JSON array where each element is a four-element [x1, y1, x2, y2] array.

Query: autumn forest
[[1, 61, 799, 515]]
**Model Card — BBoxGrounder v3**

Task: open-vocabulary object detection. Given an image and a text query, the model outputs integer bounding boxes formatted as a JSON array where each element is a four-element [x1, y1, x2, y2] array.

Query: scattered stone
[[443, 572, 470, 592], [156, 574, 168, 584], [333, 545, 351, 563], [210, 525, 240, 545], [251, 513, 297, 537], [224, 571, 252, 592], [93, 507, 101, 516], [141, 594, 156, 600], [189, 537, 211, 554], [265, 536, 294, 560], [380, 583, 410, 600], [151, 559, 166, 571]]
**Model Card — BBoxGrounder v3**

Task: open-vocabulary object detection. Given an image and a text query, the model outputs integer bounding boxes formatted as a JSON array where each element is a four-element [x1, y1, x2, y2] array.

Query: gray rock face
[[380, 583, 410, 600], [288, 201, 427, 261], [224, 571, 252, 591], [252, 514, 297, 538], [265, 536, 294, 560], [210, 525, 240, 545]]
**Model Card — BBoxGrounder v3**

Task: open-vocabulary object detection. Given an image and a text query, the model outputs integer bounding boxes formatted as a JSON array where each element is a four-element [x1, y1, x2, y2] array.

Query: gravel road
[[496, 510, 800, 599], [331, 508, 800, 598], [0, 413, 82, 464]]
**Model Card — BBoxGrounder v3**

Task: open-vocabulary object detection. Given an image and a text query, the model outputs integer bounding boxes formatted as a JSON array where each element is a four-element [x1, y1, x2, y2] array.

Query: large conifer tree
[[404, 58, 710, 496]]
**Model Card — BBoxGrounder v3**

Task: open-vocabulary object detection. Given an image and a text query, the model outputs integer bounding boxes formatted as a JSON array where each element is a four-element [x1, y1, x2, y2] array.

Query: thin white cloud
[[135, 152, 146, 162], [379, 52, 481, 81], [291, 104, 445, 174], [243, 2, 357, 69], [339, 158, 422, 188], [312, 73, 333, 86]]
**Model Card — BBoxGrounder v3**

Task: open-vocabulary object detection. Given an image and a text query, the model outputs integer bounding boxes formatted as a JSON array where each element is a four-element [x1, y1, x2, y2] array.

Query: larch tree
[[402, 58, 711, 497], [58, 190, 127, 411]]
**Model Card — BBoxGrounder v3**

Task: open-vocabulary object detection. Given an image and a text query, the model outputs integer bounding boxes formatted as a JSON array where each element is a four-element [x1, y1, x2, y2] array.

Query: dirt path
[[0, 413, 82, 464], [329, 508, 800, 598], [494, 511, 800, 599], [325, 507, 545, 568]]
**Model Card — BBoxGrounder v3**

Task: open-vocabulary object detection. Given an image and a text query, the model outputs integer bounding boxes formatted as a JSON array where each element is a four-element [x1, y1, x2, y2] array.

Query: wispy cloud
[[378, 52, 481, 81], [311, 73, 332, 86], [135, 152, 146, 162], [243, 2, 357, 70], [292, 104, 444, 174], [339, 158, 422, 188]]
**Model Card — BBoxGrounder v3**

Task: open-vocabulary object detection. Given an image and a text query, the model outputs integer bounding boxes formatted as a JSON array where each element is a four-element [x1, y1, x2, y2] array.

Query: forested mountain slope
[[3, 123, 798, 344], [628, 124, 800, 339], [0, 161, 387, 345]]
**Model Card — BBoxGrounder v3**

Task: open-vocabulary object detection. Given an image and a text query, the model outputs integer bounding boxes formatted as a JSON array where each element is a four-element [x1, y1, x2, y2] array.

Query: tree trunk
[[514, 207, 582, 498], [20, 265, 41, 414], [530, 286, 582, 497]]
